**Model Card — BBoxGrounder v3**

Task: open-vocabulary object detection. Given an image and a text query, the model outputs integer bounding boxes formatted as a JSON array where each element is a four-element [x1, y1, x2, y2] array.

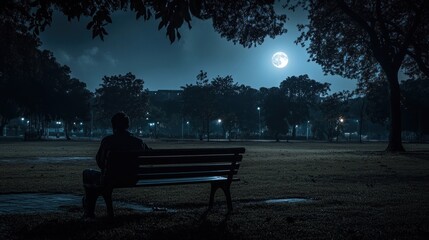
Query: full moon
[[272, 52, 289, 68]]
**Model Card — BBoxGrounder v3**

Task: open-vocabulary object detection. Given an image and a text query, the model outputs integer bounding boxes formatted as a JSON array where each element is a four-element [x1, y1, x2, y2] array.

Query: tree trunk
[[0, 117, 7, 136], [417, 110, 423, 143], [292, 124, 296, 139], [206, 118, 210, 142], [65, 121, 71, 140], [386, 72, 405, 152], [359, 99, 365, 143]]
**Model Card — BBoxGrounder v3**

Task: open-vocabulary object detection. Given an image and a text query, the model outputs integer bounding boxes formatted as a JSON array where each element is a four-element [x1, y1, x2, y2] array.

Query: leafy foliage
[[279, 74, 330, 137], [0, 21, 91, 137], [365, 80, 390, 125], [401, 77, 429, 138], [263, 87, 289, 141], [318, 91, 350, 141], [234, 85, 261, 137], [211, 75, 239, 138], [58, 78, 93, 139], [182, 71, 260, 140], [1, 0, 287, 47], [94, 72, 148, 128], [0, 22, 40, 134], [284, 0, 429, 151]]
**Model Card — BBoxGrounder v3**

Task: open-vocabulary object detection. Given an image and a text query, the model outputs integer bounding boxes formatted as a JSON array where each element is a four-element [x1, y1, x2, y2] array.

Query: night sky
[[39, 8, 357, 93]]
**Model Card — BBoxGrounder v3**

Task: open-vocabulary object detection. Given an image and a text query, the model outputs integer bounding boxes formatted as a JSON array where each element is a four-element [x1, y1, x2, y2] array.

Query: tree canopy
[[401, 78, 429, 139], [0, 21, 92, 137], [263, 87, 288, 142], [94, 72, 148, 128], [279, 74, 330, 137], [285, 0, 429, 151], [1, 0, 287, 47]]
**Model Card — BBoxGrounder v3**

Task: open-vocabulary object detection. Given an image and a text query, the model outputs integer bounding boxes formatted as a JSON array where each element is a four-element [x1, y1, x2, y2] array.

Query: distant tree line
[[1, 0, 428, 144], [1, 21, 428, 142], [0, 21, 92, 139], [1, 19, 428, 141]]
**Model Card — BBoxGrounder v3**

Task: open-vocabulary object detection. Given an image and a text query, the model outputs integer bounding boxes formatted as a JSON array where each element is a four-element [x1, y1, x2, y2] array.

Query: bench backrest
[[103, 147, 245, 187]]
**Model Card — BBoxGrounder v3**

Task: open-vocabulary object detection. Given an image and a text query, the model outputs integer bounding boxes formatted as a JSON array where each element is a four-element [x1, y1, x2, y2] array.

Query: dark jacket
[[96, 130, 149, 170]]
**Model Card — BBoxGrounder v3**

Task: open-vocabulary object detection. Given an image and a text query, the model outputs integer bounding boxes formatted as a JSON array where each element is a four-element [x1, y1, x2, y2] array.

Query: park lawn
[[0, 140, 428, 240]]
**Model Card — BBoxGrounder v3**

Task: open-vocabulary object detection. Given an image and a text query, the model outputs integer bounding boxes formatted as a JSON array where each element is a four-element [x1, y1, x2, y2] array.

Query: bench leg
[[102, 188, 114, 217], [209, 183, 217, 209], [222, 185, 233, 212], [209, 182, 233, 212], [83, 186, 99, 218]]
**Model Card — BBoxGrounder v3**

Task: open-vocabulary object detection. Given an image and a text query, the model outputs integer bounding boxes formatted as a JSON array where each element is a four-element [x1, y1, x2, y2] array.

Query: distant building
[[148, 90, 182, 101]]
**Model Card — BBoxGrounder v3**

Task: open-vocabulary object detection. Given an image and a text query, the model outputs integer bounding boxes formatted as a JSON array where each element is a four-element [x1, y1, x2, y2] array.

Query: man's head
[[111, 112, 129, 131]]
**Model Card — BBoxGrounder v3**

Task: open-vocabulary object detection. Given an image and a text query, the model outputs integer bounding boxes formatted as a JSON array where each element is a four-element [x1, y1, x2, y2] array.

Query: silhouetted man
[[82, 112, 150, 218]]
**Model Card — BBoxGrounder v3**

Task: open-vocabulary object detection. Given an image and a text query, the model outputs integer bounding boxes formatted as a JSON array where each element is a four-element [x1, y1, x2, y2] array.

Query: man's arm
[[142, 142, 151, 151], [96, 139, 107, 169]]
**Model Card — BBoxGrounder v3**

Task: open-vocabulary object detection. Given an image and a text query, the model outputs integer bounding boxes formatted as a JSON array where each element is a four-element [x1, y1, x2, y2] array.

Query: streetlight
[[306, 121, 310, 140], [337, 117, 344, 142], [55, 121, 62, 138], [257, 107, 261, 138], [356, 119, 361, 143], [149, 122, 155, 138], [217, 119, 222, 138], [20, 118, 25, 134]]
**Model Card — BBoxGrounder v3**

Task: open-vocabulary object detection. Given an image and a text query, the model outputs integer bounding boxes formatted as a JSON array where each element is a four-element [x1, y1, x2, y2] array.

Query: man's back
[[83, 112, 150, 218], [96, 130, 148, 170]]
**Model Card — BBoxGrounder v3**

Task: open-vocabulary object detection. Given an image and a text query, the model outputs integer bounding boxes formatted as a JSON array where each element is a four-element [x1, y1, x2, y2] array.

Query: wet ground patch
[[0, 193, 174, 215], [0, 193, 314, 215], [264, 198, 314, 204], [0, 156, 93, 163]]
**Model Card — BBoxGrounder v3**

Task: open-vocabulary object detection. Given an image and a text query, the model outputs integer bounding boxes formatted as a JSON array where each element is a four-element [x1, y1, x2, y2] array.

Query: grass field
[[0, 139, 428, 239]]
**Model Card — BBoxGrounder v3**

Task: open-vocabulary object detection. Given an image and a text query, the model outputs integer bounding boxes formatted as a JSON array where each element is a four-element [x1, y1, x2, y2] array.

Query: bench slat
[[137, 170, 238, 180], [137, 163, 240, 174], [137, 155, 242, 165], [130, 176, 240, 187], [108, 147, 245, 158]]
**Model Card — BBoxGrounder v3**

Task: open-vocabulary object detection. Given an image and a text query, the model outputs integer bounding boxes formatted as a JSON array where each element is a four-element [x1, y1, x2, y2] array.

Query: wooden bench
[[88, 147, 245, 217]]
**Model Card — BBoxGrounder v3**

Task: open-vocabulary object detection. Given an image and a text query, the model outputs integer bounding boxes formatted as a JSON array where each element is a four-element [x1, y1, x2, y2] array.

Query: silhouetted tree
[[147, 105, 166, 139], [182, 70, 215, 141], [286, 0, 429, 151], [211, 75, 239, 139], [28, 51, 69, 121], [263, 87, 289, 142], [401, 78, 429, 141], [279, 74, 330, 138], [346, 96, 366, 143], [147, 91, 182, 138], [58, 78, 93, 140], [235, 85, 260, 138], [21, 50, 92, 139], [0, 22, 40, 135], [318, 91, 350, 141], [0, 101, 19, 136], [1, 20, 94, 138], [1, 0, 286, 47], [365, 80, 390, 126], [94, 72, 148, 128]]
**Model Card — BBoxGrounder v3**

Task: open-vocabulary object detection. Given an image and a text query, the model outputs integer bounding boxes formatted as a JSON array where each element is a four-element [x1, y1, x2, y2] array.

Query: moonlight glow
[[272, 52, 289, 68]]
